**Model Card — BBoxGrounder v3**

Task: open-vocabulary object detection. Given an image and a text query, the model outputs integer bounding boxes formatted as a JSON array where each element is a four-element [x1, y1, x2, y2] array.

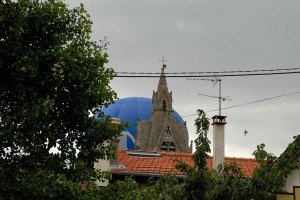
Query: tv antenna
[[188, 77, 231, 116]]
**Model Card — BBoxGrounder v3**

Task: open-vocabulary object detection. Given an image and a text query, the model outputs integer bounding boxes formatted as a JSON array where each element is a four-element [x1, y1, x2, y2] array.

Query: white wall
[[94, 141, 110, 186], [285, 155, 300, 193]]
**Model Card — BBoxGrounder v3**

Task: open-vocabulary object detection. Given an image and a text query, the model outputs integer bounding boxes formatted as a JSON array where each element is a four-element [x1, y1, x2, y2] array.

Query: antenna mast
[[218, 78, 222, 116], [188, 77, 231, 116]]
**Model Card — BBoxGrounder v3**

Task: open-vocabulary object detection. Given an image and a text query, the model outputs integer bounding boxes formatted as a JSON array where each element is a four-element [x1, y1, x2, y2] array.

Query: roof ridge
[[119, 149, 256, 160], [224, 156, 256, 160]]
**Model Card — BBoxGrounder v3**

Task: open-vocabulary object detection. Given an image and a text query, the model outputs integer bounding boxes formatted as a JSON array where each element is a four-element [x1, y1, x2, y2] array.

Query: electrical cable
[[120, 90, 300, 129], [204, 90, 300, 114], [116, 67, 300, 75], [115, 71, 300, 78]]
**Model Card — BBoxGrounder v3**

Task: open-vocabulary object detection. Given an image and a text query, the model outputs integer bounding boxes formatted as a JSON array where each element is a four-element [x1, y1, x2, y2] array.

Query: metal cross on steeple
[[159, 56, 167, 69]]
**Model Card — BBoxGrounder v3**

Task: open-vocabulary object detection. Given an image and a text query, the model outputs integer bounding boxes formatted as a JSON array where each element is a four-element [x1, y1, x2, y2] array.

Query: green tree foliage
[[244, 136, 300, 199], [106, 176, 141, 200], [175, 109, 214, 199], [0, 0, 121, 198], [105, 175, 185, 200], [142, 174, 186, 200]]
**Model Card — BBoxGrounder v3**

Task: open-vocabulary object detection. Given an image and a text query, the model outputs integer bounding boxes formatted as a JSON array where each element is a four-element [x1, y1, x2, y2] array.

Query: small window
[[162, 99, 166, 110], [160, 142, 176, 152]]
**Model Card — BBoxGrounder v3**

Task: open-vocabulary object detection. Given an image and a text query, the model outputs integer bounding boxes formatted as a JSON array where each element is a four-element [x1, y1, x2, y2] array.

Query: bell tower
[[152, 66, 173, 113], [136, 60, 191, 153]]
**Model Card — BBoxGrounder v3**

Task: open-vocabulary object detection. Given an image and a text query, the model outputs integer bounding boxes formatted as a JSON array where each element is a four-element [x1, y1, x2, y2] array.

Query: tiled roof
[[112, 150, 258, 177]]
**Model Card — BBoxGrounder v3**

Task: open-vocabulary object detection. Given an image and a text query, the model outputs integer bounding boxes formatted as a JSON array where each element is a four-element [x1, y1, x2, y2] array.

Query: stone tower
[[136, 66, 192, 153]]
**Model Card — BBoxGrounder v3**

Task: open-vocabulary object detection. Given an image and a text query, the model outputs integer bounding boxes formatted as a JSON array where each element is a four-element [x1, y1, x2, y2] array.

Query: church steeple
[[135, 60, 191, 153], [156, 66, 169, 95], [157, 56, 168, 93], [152, 63, 173, 112]]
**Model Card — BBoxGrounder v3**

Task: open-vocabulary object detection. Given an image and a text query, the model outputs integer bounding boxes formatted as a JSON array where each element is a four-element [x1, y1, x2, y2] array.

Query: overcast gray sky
[[66, 0, 300, 158]]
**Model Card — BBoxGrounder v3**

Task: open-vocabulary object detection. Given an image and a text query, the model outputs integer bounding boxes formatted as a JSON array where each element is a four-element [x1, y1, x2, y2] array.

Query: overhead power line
[[178, 90, 300, 118], [121, 90, 300, 128], [116, 67, 300, 75], [115, 70, 300, 78], [205, 90, 300, 114]]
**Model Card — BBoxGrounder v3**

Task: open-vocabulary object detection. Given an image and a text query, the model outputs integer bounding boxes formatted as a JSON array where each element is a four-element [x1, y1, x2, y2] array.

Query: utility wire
[[204, 90, 300, 114], [121, 90, 300, 129], [116, 67, 300, 75], [115, 71, 300, 78]]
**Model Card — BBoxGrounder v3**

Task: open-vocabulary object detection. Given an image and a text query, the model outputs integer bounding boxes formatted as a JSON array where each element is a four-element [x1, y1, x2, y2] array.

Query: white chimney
[[212, 115, 227, 170]]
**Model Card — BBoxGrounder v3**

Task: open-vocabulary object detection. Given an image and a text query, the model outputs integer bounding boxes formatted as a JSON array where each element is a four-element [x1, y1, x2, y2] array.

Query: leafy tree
[[105, 174, 185, 200], [175, 109, 215, 199], [142, 174, 186, 200], [244, 136, 300, 199], [106, 176, 141, 200], [0, 0, 121, 198]]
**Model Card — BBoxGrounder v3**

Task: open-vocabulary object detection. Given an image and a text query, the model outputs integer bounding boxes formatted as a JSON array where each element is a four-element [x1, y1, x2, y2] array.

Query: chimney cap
[[212, 115, 227, 125], [111, 118, 121, 124], [212, 115, 227, 119]]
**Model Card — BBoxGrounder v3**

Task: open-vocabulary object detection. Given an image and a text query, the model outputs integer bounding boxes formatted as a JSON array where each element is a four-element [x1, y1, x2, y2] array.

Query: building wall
[[276, 187, 300, 200], [276, 193, 294, 200], [94, 159, 109, 186], [136, 111, 190, 152], [285, 155, 300, 193]]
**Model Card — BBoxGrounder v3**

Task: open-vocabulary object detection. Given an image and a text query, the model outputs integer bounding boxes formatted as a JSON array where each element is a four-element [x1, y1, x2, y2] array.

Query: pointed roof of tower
[[156, 66, 169, 94]]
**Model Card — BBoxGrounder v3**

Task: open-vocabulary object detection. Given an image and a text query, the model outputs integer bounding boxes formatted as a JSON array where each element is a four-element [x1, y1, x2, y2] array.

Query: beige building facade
[[285, 155, 300, 193]]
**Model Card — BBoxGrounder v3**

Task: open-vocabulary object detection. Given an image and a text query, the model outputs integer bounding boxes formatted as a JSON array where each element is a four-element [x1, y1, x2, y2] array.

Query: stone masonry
[[136, 66, 192, 153]]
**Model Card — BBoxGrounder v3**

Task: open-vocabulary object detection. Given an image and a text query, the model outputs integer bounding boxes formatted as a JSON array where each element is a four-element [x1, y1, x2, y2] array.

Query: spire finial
[[159, 56, 167, 70]]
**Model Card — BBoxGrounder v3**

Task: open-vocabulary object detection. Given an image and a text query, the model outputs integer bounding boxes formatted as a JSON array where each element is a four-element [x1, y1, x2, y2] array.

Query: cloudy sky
[[66, 0, 300, 158]]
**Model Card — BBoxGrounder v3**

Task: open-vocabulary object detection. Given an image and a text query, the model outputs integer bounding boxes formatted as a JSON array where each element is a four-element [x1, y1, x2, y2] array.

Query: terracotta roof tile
[[112, 150, 258, 177]]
